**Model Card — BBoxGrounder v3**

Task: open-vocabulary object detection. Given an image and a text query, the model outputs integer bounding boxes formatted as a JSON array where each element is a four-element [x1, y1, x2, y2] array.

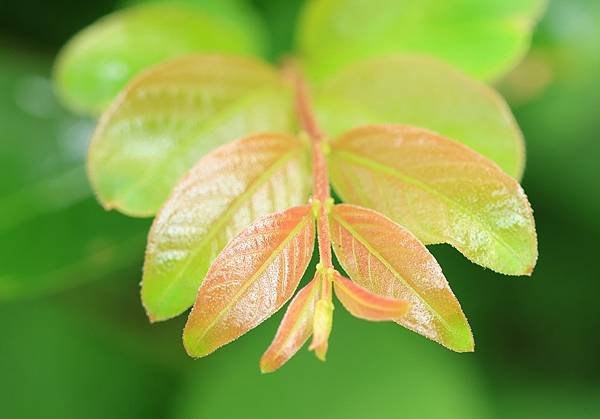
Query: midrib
[[332, 213, 451, 330], [152, 147, 302, 311], [195, 212, 312, 342], [334, 149, 525, 266]]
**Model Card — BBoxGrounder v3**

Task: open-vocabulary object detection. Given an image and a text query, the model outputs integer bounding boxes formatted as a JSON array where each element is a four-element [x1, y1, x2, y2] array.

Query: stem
[[292, 66, 333, 300]]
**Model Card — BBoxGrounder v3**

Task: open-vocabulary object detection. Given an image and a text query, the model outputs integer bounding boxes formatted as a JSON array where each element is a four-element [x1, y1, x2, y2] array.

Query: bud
[[309, 299, 334, 361]]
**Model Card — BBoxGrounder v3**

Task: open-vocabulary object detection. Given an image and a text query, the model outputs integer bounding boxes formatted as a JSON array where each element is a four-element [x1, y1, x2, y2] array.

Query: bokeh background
[[1, 0, 599, 418]]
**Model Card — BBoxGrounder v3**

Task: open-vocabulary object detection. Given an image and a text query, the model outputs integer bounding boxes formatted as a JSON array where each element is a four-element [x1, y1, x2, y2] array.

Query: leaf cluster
[[52, 0, 543, 371]]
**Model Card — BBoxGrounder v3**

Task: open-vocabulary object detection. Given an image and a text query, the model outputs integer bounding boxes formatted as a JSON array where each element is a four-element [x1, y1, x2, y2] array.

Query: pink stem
[[292, 67, 333, 299]]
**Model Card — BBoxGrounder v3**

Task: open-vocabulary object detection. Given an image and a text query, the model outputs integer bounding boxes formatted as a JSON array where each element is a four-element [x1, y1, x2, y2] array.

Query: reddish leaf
[[183, 205, 315, 357], [260, 277, 320, 373], [330, 204, 473, 352], [329, 124, 537, 276], [142, 133, 310, 322], [332, 272, 409, 321]]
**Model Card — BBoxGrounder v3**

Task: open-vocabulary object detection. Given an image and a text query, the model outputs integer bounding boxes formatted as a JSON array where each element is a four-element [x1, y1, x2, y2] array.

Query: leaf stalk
[[292, 66, 333, 302]]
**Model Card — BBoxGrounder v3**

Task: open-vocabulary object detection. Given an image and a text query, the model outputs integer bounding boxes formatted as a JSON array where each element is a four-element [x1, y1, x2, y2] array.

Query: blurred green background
[[1, 0, 599, 418]]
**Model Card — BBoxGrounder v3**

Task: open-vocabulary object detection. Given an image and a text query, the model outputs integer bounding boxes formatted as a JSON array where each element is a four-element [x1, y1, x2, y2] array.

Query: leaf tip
[[309, 340, 329, 362], [259, 357, 276, 374], [147, 313, 158, 324], [182, 323, 213, 359], [448, 324, 475, 353]]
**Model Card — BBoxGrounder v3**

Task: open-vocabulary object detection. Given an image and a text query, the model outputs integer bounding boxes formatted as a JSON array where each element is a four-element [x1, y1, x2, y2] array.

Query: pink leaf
[[260, 277, 320, 373], [333, 271, 409, 321], [183, 205, 315, 357]]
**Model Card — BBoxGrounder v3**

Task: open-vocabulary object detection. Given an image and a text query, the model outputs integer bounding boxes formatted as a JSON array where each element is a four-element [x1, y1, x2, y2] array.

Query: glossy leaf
[[88, 54, 294, 217], [330, 125, 538, 276], [329, 204, 473, 352], [332, 272, 409, 321], [309, 298, 334, 361], [298, 0, 545, 82], [54, 3, 266, 114], [260, 277, 320, 373], [183, 206, 315, 357], [315, 55, 525, 178], [142, 133, 311, 321]]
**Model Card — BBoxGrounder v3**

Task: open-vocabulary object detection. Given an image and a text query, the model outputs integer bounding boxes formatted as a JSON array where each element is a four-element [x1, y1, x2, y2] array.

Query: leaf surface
[[332, 272, 409, 321], [88, 54, 294, 216], [142, 133, 311, 321], [315, 55, 525, 178], [330, 125, 538, 276], [183, 206, 315, 357], [54, 3, 265, 114], [260, 277, 320, 373], [330, 204, 473, 352], [298, 0, 545, 82]]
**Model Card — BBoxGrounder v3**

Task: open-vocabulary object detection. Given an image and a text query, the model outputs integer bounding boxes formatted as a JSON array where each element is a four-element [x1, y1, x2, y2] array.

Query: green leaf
[[88, 54, 294, 217], [142, 133, 311, 321], [329, 125, 538, 276], [330, 204, 473, 352], [315, 55, 525, 178], [183, 205, 315, 358], [298, 0, 545, 82], [0, 49, 148, 300], [54, 3, 266, 115]]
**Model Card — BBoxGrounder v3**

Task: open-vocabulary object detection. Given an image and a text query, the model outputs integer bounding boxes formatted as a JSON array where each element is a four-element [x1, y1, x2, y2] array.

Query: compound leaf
[[88, 54, 294, 217], [329, 204, 473, 352], [298, 0, 545, 82], [183, 205, 315, 357], [54, 3, 266, 114], [142, 133, 311, 322], [315, 55, 525, 178], [329, 125, 538, 275], [260, 277, 320, 373]]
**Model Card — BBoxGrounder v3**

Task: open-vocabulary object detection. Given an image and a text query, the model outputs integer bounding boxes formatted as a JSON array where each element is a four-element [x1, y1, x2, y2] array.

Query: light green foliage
[[142, 134, 311, 321], [329, 125, 537, 275], [54, 2, 266, 115], [315, 55, 525, 178], [46, 0, 539, 365], [0, 50, 148, 300], [298, 0, 545, 82], [88, 55, 294, 217]]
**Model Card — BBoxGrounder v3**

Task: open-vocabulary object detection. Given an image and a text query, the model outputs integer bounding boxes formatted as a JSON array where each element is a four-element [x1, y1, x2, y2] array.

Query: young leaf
[[329, 204, 473, 352], [315, 55, 525, 178], [298, 0, 545, 82], [329, 125, 538, 276], [54, 3, 266, 114], [260, 277, 320, 373], [332, 272, 409, 321], [183, 206, 315, 357], [142, 133, 311, 322], [88, 54, 294, 217], [309, 298, 334, 361]]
